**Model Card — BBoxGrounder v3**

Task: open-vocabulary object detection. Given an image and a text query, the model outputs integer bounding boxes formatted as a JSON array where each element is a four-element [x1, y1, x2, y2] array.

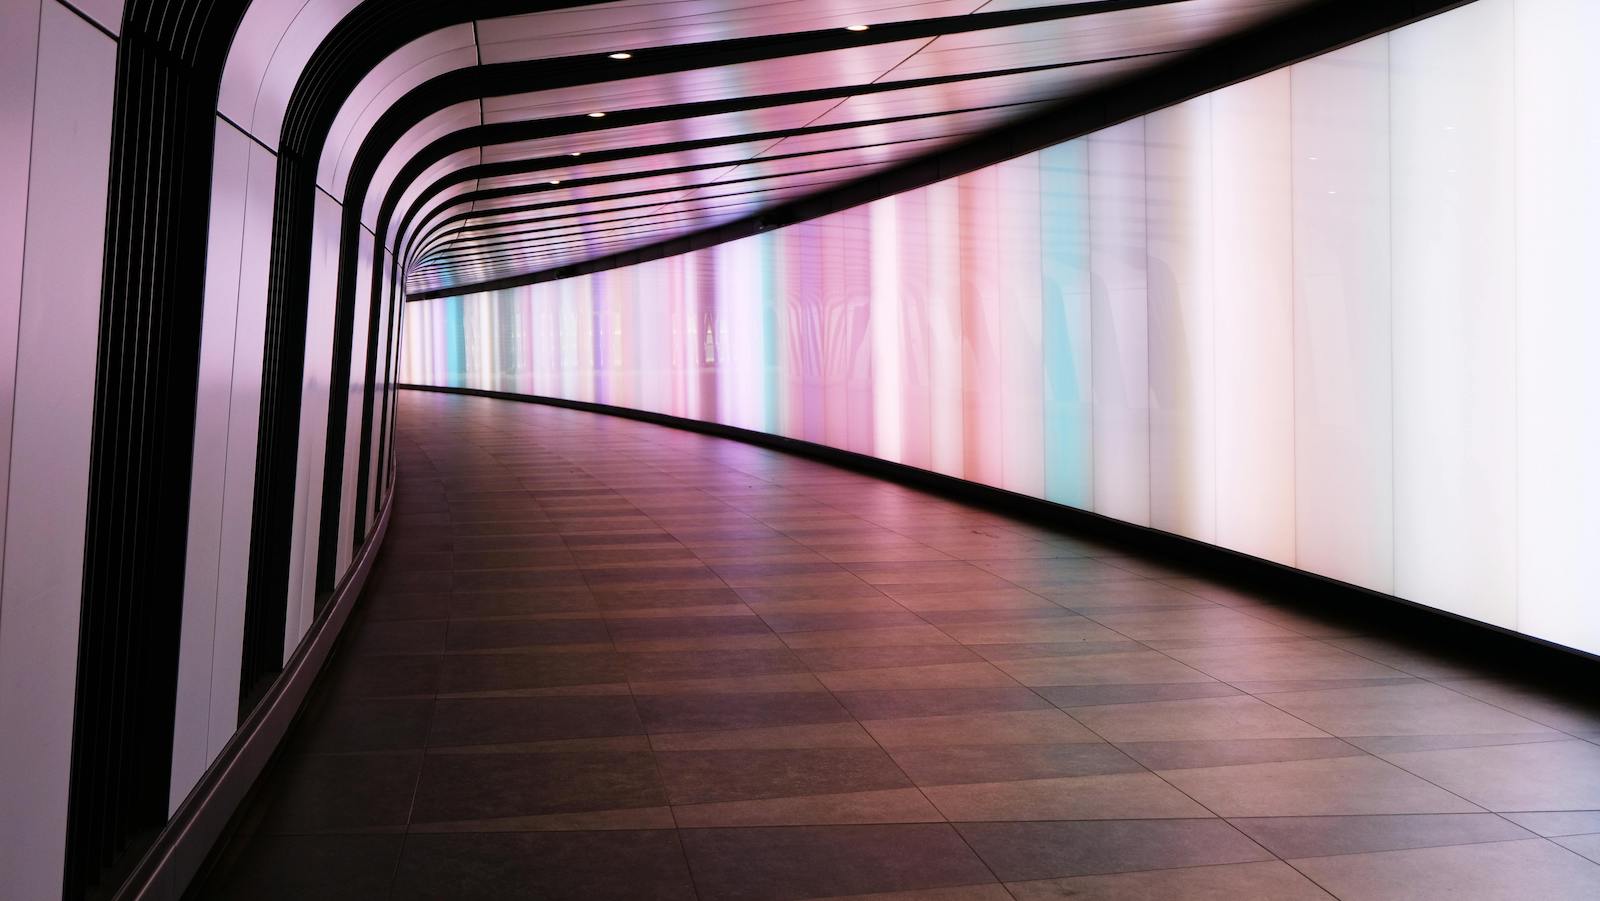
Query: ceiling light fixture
[[549, 180, 562, 185], [845, 24, 870, 32], [608, 52, 633, 60], [587, 111, 606, 118]]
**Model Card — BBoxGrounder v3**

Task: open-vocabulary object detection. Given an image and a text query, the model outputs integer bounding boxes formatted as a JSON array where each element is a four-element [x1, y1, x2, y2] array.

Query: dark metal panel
[[67, 5, 254, 899]]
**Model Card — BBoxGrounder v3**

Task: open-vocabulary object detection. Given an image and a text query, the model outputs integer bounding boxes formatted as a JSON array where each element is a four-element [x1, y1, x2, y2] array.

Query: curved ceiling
[[225, 0, 1325, 301]]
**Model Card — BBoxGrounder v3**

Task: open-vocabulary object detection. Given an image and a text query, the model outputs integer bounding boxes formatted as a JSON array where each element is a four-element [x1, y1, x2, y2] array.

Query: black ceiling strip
[[413, 179, 845, 264], [363, 1, 1195, 273], [414, 185, 880, 273], [408, 163, 906, 259], [404, 99, 1053, 259], [419, 195, 791, 258], [352, 0, 1191, 234], [398, 50, 1172, 239], [376, 47, 1145, 259], [414, 213, 778, 274], [363, 2, 1195, 305], [416, 230, 729, 280], [417, 199, 794, 268], [403, 113, 976, 259], [406, 0, 1478, 301], [400, 162, 901, 274], [412, 134, 956, 264]]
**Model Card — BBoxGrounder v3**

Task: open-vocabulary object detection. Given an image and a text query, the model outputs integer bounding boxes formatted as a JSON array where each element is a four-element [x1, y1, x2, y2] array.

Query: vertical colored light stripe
[[1039, 140, 1093, 509]]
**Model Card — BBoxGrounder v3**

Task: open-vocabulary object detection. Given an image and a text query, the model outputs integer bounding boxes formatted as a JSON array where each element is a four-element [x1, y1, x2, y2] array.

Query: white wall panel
[[1290, 36, 1393, 593], [0, 0, 41, 578], [206, 141, 280, 758], [1145, 97, 1216, 542], [869, 197, 905, 463], [284, 191, 343, 652], [1391, 0, 1518, 628], [1087, 119, 1150, 526], [171, 120, 253, 809], [1038, 139, 1093, 509], [1211, 71, 1295, 564], [221, 0, 364, 148], [338, 226, 377, 574], [925, 178, 965, 480], [363, 102, 480, 232], [1515, 0, 1600, 652], [996, 154, 1046, 498], [368, 258, 395, 523], [319, 25, 478, 196], [218, 0, 310, 142], [385, 147, 481, 251], [0, 7, 115, 895]]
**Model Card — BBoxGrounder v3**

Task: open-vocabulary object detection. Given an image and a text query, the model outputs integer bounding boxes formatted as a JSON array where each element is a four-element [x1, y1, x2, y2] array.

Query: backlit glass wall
[[402, 0, 1600, 657]]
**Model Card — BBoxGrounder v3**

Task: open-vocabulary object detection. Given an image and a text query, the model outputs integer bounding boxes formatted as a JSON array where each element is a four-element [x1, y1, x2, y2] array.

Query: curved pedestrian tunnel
[[197, 391, 1600, 900], [5, 1, 1600, 898]]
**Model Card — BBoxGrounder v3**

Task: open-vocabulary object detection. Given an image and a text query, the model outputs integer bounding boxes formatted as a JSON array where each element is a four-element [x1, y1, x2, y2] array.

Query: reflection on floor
[[200, 390, 1600, 900]]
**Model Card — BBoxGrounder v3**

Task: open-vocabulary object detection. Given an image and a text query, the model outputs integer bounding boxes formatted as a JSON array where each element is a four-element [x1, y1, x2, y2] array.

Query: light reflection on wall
[[402, 0, 1600, 657]]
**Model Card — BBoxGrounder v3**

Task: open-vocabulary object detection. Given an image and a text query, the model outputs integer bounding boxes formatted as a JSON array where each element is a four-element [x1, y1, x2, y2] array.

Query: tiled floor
[[199, 391, 1600, 900]]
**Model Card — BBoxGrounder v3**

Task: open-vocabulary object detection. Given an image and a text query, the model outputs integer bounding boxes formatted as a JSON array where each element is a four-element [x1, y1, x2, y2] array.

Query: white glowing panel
[[1290, 36, 1393, 594], [1391, 0, 1518, 628], [1087, 119, 1150, 527], [1515, 0, 1600, 652], [1145, 95, 1216, 543], [1211, 70, 1295, 564]]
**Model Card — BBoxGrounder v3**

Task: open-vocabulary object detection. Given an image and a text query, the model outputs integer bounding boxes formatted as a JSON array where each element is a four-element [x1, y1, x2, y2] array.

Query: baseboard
[[400, 382, 1598, 675], [110, 480, 397, 901]]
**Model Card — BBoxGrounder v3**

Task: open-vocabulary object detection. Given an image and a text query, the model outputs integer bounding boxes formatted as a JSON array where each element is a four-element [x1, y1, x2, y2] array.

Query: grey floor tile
[[1159, 755, 1481, 817], [1381, 740, 1600, 811], [1231, 812, 1533, 857], [679, 824, 996, 901], [956, 819, 1271, 881], [1066, 694, 1330, 742], [1006, 860, 1333, 900], [654, 747, 912, 805], [393, 831, 697, 901], [1262, 682, 1559, 737], [1290, 838, 1600, 901]]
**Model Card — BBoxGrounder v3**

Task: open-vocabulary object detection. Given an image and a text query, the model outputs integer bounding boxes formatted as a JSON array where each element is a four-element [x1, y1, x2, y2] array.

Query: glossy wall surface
[[403, 0, 1600, 658]]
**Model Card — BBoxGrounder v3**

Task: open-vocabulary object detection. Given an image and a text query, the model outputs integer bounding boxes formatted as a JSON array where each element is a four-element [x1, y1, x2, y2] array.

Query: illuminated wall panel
[[1289, 36, 1393, 594], [1390, 0, 1517, 628], [403, 0, 1600, 657], [1211, 72, 1295, 565], [1145, 96, 1216, 543], [1086, 120, 1150, 527], [1039, 141, 1093, 510], [1515, 0, 1600, 653]]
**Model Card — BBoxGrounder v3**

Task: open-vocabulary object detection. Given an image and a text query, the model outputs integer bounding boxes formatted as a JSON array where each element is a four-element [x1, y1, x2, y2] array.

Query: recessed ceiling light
[[608, 52, 633, 60], [549, 180, 562, 185], [570, 151, 582, 157], [587, 111, 606, 118], [845, 24, 870, 32]]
